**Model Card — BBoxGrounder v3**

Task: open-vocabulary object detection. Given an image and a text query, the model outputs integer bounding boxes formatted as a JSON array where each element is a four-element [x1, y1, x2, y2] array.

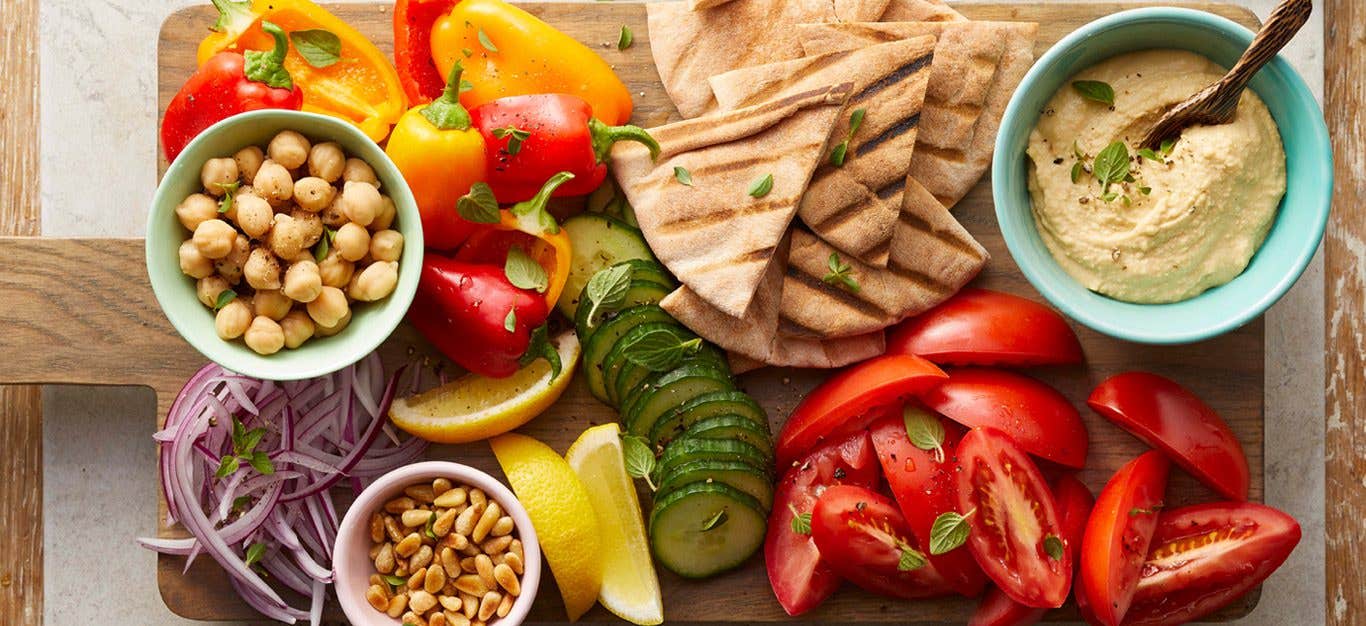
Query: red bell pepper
[[469, 94, 659, 201], [161, 20, 303, 162], [393, 0, 456, 105]]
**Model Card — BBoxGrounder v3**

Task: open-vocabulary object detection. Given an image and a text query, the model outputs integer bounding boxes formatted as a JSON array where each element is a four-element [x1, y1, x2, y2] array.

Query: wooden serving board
[[0, 1, 1265, 623]]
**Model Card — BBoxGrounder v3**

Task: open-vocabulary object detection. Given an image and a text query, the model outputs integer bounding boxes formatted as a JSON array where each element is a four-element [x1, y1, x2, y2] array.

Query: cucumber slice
[[582, 305, 679, 406], [574, 279, 672, 347], [649, 482, 767, 578], [656, 438, 770, 479], [623, 363, 735, 437], [649, 391, 770, 449], [558, 214, 654, 318], [680, 414, 774, 458], [616, 258, 676, 289], [599, 322, 690, 408], [655, 460, 775, 511]]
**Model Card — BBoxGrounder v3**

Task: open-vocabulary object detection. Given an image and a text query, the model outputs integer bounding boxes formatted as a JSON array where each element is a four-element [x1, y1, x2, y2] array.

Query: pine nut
[[455, 574, 488, 596], [395, 532, 422, 558], [434, 486, 467, 508], [394, 562, 410, 577], [411, 544, 435, 570], [369, 542, 383, 560], [432, 478, 452, 496], [369, 512, 385, 543], [439, 594, 461, 612], [401, 611, 428, 626], [446, 611, 472, 626], [481, 535, 512, 556], [433, 508, 458, 537], [369, 573, 385, 587], [490, 516, 514, 537], [455, 502, 483, 537], [429, 611, 448, 626], [385, 515, 405, 543], [366, 584, 389, 611], [472, 501, 501, 542], [441, 548, 461, 577], [385, 496, 417, 513], [410, 589, 438, 614], [509, 539, 523, 561], [478, 591, 501, 621], [497, 592, 514, 618], [460, 556, 479, 573], [442, 532, 469, 551], [475, 554, 496, 588], [402, 509, 434, 527], [407, 566, 426, 591], [461, 593, 479, 618], [494, 563, 520, 596], [386, 593, 408, 618], [469, 488, 487, 509], [503, 552, 524, 575], [375, 543, 396, 574], [405, 484, 437, 503], [425, 561, 446, 594]]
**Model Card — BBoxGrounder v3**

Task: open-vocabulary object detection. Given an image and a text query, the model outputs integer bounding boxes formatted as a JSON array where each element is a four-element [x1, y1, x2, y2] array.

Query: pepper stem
[[242, 21, 294, 90], [421, 62, 473, 131], [510, 172, 575, 236], [589, 118, 661, 164], [209, 0, 256, 34]]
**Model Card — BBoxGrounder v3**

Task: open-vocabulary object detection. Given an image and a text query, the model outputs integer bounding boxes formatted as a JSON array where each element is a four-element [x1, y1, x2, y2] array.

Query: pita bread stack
[[620, 0, 1034, 369]]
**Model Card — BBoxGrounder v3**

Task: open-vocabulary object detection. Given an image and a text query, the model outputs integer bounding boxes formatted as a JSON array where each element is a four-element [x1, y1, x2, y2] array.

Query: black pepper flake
[[1053, 157, 1064, 165], [833, 467, 846, 479]]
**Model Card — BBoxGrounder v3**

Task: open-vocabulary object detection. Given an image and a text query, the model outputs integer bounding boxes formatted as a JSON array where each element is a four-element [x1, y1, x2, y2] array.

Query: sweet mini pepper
[[471, 94, 660, 201], [385, 62, 488, 251], [429, 0, 635, 125], [393, 0, 456, 104], [162, 21, 302, 162], [455, 172, 578, 309], [199, 0, 406, 141]]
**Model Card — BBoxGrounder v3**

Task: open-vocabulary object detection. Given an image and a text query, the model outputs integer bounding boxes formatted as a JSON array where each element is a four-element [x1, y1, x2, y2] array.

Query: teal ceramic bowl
[[992, 8, 1332, 344], [147, 110, 422, 380]]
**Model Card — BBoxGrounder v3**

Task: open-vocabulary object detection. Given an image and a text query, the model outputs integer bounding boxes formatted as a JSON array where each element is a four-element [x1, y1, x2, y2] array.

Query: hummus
[[1026, 49, 1286, 304]]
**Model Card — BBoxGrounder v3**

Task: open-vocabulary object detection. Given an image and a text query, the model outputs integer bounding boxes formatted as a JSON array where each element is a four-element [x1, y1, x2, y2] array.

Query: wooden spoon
[[1139, 0, 1312, 149]]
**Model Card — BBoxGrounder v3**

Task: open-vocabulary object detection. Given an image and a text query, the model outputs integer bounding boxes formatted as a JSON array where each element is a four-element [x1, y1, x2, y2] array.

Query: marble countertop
[[36, 0, 1326, 623]]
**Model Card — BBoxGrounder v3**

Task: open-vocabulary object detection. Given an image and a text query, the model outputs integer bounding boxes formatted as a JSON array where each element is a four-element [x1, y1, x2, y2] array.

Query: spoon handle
[[1208, 0, 1312, 111]]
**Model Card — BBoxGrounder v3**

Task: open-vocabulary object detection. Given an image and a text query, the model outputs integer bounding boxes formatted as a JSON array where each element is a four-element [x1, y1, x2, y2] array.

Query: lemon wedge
[[566, 424, 664, 625], [389, 332, 579, 443], [491, 433, 604, 621]]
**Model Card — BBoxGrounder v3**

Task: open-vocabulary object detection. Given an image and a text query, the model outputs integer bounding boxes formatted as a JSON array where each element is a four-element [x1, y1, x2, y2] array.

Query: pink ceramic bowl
[[334, 461, 541, 625]]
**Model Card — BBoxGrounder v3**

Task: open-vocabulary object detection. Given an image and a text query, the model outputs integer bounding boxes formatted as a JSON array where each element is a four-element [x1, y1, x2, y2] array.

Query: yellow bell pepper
[[429, 0, 634, 126], [198, 0, 406, 141], [385, 62, 489, 251]]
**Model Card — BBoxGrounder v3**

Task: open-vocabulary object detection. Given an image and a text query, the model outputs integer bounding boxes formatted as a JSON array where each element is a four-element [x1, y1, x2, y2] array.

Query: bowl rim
[[146, 109, 423, 379], [991, 6, 1333, 344], [332, 461, 542, 626]]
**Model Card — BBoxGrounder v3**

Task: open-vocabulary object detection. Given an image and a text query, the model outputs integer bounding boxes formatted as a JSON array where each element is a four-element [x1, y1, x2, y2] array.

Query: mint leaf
[[583, 264, 633, 328], [289, 29, 342, 68], [701, 510, 728, 532], [248, 451, 274, 475], [674, 166, 693, 186], [748, 173, 774, 198], [244, 542, 267, 567], [1044, 534, 1064, 561], [902, 406, 945, 463], [621, 435, 657, 491], [929, 509, 974, 555], [1071, 80, 1115, 106], [214, 289, 237, 312], [504, 247, 548, 293], [618, 25, 634, 51], [622, 327, 703, 372], [492, 126, 531, 156], [789, 505, 812, 535], [457, 182, 500, 224]]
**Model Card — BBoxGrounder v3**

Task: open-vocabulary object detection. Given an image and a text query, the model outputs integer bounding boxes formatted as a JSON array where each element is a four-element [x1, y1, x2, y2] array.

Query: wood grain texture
[[1323, 1, 1362, 623], [0, 0, 42, 623], [1, 1, 1278, 623]]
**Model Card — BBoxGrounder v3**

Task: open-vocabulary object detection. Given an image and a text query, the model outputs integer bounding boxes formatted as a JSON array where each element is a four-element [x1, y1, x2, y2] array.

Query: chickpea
[[289, 209, 324, 249], [267, 130, 310, 170], [342, 157, 379, 187], [267, 214, 309, 260], [244, 316, 286, 355], [368, 230, 404, 263], [254, 160, 294, 204], [307, 286, 350, 328], [280, 309, 316, 348], [320, 196, 349, 228], [178, 240, 215, 278], [308, 142, 346, 181], [335, 222, 372, 262], [350, 261, 399, 302], [283, 259, 323, 303], [244, 247, 283, 290], [293, 177, 335, 212], [200, 158, 239, 196], [234, 194, 274, 239], [196, 275, 232, 308], [215, 299, 253, 340], [215, 234, 250, 285], [345, 181, 385, 227], [233, 146, 265, 185], [372, 195, 397, 231], [175, 193, 219, 232], [318, 249, 355, 288], [253, 289, 293, 321], [314, 308, 352, 337], [192, 219, 237, 259]]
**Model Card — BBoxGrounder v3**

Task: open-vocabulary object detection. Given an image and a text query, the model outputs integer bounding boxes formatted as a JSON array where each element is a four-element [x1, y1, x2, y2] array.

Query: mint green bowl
[[992, 8, 1332, 344], [147, 110, 422, 380]]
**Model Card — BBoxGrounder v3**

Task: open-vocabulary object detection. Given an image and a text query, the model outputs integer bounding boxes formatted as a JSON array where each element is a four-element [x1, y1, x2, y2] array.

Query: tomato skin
[[1080, 451, 1170, 626], [869, 412, 987, 597], [920, 368, 1088, 469], [887, 288, 1084, 367], [776, 354, 947, 468], [956, 427, 1073, 609], [1125, 502, 1301, 626], [765, 432, 881, 616], [1088, 372, 1249, 501], [810, 485, 955, 600]]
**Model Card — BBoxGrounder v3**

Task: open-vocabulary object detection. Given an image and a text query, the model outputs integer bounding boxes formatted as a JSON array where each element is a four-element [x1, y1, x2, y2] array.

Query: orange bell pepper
[[429, 0, 634, 126], [199, 0, 406, 142], [385, 62, 488, 251], [455, 173, 576, 309]]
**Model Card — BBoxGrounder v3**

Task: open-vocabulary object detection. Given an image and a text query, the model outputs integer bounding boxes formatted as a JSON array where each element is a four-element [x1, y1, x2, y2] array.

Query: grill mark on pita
[[911, 141, 968, 164], [876, 177, 906, 200], [653, 195, 801, 231], [884, 263, 952, 294], [778, 316, 824, 338], [897, 209, 985, 258], [690, 245, 776, 278], [850, 52, 933, 103], [657, 85, 848, 147], [786, 264, 890, 317], [729, 51, 859, 109], [863, 237, 891, 262], [855, 113, 920, 158]]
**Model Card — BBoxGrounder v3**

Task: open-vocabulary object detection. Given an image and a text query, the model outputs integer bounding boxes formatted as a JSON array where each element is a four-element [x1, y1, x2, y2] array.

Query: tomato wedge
[[1080, 451, 1170, 626], [869, 410, 986, 597], [776, 354, 947, 467], [956, 427, 1072, 608], [1088, 372, 1249, 501], [765, 431, 881, 616], [810, 485, 955, 600], [887, 288, 1084, 366], [968, 474, 1094, 626], [1125, 502, 1301, 626], [920, 368, 1088, 468]]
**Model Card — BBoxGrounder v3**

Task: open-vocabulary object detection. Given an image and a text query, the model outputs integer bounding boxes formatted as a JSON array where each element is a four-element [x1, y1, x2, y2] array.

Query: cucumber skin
[[648, 482, 768, 579], [681, 414, 774, 457], [655, 459, 775, 511], [558, 214, 654, 318], [581, 305, 677, 406], [649, 391, 770, 448], [622, 363, 735, 437], [655, 437, 772, 479]]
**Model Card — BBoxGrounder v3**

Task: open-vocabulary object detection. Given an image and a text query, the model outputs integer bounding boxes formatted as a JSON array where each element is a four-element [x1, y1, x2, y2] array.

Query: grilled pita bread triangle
[[879, 0, 967, 22], [689, 0, 737, 10], [646, 0, 891, 118], [610, 84, 851, 319], [797, 20, 1038, 208], [708, 36, 936, 268]]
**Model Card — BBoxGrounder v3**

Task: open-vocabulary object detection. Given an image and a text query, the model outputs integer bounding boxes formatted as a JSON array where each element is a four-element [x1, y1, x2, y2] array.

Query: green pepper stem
[[421, 62, 474, 131], [510, 171, 575, 235], [589, 118, 661, 164], [262, 21, 289, 66], [210, 0, 256, 34], [242, 21, 294, 90]]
